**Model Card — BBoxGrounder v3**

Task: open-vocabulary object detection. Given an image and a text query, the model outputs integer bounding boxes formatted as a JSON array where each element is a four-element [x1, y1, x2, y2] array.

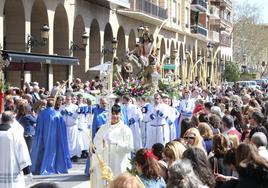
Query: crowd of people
[[1, 77, 268, 188]]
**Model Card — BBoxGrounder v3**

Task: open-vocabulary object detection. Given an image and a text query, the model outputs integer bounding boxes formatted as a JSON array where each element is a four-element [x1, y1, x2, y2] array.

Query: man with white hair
[[0, 111, 31, 188], [251, 132, 268, 160], [32, 85, 41, 104]]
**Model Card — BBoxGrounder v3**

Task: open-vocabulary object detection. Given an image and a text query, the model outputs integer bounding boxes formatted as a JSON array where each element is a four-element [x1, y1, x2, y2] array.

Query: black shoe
[[71, 156, 78, 162], [81, 151, 89, 159]]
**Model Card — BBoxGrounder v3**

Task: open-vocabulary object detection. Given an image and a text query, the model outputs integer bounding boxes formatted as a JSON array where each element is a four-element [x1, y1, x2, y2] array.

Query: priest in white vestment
[[92, 104, 134, 187], [0, 111, 31, 188]]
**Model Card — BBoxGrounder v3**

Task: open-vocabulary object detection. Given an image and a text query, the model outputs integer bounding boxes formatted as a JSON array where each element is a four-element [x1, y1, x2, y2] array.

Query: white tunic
[[146, 103, 170, 148], [0, 126, 31, 188], [177, 98, 195, 137], [124, 104, 143, 150], [92, 121, 133, 187], [165, 104, 178, 141], [140, 103, 154, 148], [77, 104, 90, 151], [61, 103, 81, 157]]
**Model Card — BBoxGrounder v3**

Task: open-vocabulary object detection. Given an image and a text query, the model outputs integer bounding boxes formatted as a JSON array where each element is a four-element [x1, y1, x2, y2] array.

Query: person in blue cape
[[91, 98, 108, 139], [31, 98, 72, 175], [85, 97, 108, 176]]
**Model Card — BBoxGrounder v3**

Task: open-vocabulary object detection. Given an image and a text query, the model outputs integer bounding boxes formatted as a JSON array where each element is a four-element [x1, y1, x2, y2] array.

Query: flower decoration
[[113, 78, 146, 97]]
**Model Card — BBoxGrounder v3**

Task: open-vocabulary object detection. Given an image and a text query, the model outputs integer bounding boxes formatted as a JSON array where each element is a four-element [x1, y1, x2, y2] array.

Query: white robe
[[124, 104, 143, 150], [140, 103, 154, 148], [164, 104, 178, 141], [77, 104, 90, 151], [145, 103, 170, 148], [61, 103, 81, 157], [92, 121, 133, 187], [177, 98, 195, 137], [0, 127, 31, 188]]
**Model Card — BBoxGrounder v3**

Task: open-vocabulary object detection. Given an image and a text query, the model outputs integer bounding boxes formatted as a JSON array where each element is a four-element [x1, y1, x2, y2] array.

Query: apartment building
[[0, 0, 233, 89]]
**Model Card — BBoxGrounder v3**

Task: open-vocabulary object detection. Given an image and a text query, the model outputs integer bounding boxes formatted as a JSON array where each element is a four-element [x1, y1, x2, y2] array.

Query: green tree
[[222, 62, 240, 82]]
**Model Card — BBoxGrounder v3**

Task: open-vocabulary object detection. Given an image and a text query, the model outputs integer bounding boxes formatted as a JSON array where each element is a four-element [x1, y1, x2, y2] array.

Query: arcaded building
[[0, 0, 233, 90]]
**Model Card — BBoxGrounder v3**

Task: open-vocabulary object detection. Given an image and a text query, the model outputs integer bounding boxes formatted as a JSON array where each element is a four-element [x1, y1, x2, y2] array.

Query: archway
[[128, 29, 136, 51], [103, 23, 113, 63], [179, 43, 183, 78], [31, 0, 49, 88], [73, 15, 86, 81], [192, 47, 196, 81], [89, 19, 101, 79], [186, 45, 192, 79], [4, 0, 25, 87], [170, 40, 175, 64], [116, 26, 126, 59], [53, 4, 69, 84], [160, 38, 166, 62]]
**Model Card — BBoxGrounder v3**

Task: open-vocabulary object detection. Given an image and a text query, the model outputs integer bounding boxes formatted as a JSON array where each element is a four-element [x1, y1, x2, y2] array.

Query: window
[[178, 3, 180, 25], [172, 0, 177, 23], [186, 7, 190, 27]]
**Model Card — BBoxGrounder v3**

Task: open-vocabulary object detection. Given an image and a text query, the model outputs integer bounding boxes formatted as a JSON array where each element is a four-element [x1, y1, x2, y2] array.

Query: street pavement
[[25, 159, 90, 188]]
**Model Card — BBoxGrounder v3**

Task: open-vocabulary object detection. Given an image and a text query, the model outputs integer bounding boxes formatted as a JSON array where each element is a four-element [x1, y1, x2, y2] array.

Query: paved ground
[[26, 160, 90, 188]]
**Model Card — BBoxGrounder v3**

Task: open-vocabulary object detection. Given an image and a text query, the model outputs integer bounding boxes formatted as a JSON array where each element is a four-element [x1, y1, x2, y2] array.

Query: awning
[[1, 50, 79, 65], [163, 64, 176, 70]]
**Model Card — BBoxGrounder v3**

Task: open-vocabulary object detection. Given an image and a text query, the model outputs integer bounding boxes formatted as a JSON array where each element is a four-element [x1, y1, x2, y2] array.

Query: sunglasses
[[184, 136, 195, 140]]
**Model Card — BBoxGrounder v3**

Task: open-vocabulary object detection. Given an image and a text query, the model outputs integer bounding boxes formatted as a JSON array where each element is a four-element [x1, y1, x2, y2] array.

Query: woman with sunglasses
[[183, 128, 205, 152]]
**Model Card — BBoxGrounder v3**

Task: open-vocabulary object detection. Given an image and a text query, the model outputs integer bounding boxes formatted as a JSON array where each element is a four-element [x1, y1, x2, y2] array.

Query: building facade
[[0, 0, 233, 90]]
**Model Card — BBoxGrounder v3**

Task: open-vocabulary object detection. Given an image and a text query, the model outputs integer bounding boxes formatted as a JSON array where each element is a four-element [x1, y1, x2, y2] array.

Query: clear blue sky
[[238, 0, 268, 23]]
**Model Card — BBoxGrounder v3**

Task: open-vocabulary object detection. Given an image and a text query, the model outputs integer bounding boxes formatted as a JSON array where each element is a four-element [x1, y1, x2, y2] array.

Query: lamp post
[[208, 43, 221, 85], [185, 49, 193, 83], [26, 24, 50, 51], [173, 49, 179, 81], [69, 31, 89, 56], [108, 38, 118, 92]]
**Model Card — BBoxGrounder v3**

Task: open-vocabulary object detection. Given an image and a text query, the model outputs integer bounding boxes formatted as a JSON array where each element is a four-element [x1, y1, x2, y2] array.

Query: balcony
[[220, 17, 232, 28], [191, 24, 207, 37], [191, 0, 207, 12], [220, 0, 232, 9], [129, 0, 168, 20], [208, 30, 220, 43], [209, 5, 220, 19], [220, 33, 232, 47], [210, 19, 220, 26], [223, 0, 232, 6], [84, 0, 130, 8]]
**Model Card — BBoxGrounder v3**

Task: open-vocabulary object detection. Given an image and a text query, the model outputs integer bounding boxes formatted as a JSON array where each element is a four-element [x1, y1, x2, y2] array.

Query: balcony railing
[[209, 5, 220, 19], [208, 30, 220, 43], [220, 17, 232, 27], [191, 0, 207, 12], [223, 0, 232, 6], [191, 24, 207, 37], [130, 0, 168, 20], [210, 19, 220, 26], [220, 33, 231, 47]]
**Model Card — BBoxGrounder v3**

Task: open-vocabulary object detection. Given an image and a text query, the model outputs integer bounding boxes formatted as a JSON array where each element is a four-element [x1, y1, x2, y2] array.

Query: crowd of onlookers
[[2, 77, 268, 188], [108, 83, 268, 188]]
